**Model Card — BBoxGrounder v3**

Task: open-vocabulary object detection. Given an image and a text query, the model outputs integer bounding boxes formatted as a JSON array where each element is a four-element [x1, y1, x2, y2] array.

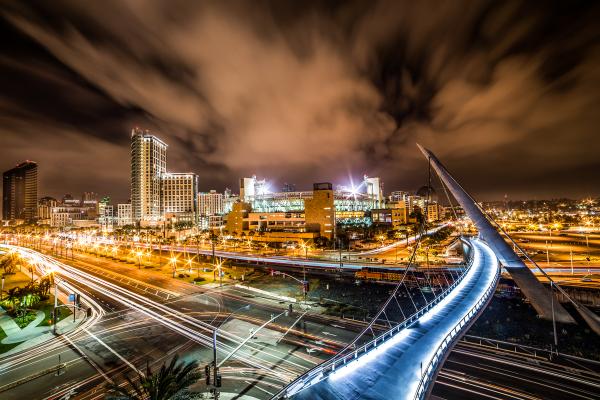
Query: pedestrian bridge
[[272, 237, 500, 400]]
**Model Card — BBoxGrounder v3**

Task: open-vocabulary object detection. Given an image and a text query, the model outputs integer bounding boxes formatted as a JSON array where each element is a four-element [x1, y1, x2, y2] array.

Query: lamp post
[[136, 250, 143, 270], [170, 257, 177, 278], [214, 258, 224, 288], [210, 304, 251, 394], [570, 247, 573, 275]]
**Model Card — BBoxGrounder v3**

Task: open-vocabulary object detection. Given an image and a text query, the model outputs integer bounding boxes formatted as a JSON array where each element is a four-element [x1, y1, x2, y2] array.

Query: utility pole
[[546, 240, 550, 265]]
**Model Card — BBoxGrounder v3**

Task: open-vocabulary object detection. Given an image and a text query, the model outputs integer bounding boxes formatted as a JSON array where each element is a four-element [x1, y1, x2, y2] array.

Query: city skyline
[[2, 3, 600, 400], [1, 2, 599, 201]]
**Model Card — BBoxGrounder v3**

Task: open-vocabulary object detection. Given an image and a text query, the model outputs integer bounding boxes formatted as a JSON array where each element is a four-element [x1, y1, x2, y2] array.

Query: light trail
[[273, 238, 500, 399], [1, 245, 308, 383]]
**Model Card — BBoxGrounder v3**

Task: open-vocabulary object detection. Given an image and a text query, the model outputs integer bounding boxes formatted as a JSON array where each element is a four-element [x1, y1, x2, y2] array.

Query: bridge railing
[[412, 247, 500, 400], [272, 238, 477, 399]]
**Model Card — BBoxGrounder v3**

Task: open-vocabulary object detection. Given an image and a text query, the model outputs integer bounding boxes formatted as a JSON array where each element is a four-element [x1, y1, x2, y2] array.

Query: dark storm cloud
[[0, 0, 599, 201]]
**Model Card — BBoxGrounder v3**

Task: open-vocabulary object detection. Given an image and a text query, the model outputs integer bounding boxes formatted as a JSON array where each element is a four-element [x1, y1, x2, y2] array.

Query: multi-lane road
[[0, 244, 367, 400]]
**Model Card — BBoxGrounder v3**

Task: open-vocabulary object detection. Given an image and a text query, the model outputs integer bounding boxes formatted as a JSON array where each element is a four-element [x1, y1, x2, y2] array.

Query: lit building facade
[[240, 176, 268, 202], [50, 203, 97, 227], [2, 161, 38, 221], [37, 196, 57, 222], [97, 197, 114, 230], [161, 172, 198, 222], [199, 190, 224, 216], [304, 183, 335, 239], [426, 203, 444, 222], [117, 203, 132, 226], [236, 176, 382, 226], [364, 175, 383, 208], [198, 190, 224, 229], [225, 182, 336, 241], [372, 207, 409, 229], [130, 128, 167, 225]]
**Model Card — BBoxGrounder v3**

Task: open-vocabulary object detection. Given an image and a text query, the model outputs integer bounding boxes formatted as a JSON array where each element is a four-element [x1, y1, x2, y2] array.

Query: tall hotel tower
[[130, 128, 167, 225], [2, 161, 38, 221]]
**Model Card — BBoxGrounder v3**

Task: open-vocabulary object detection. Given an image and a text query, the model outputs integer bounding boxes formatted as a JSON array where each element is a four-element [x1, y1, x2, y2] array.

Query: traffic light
[[86, 308, 92, 317], [303, 281, 309, 293], [205, 365, 211, 385], [216, 373, 222, 387], [76, 294, 81, 306]]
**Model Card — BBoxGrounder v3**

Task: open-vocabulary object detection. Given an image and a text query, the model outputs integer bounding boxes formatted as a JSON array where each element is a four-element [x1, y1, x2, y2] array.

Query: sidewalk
[[0, 305, 86, 357]]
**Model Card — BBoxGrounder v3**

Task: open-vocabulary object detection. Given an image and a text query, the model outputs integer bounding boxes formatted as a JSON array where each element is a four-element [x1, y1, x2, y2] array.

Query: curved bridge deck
[[291, 238, 499, 400]]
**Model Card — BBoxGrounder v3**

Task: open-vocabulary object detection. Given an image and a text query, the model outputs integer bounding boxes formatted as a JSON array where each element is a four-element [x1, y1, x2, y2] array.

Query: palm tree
[[107, 355, 200, 400], [5, 287, 20, 308]]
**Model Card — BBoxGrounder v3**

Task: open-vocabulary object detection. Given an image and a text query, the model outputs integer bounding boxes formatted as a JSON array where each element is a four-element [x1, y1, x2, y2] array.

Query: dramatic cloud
[[0, 0, 599, 201]]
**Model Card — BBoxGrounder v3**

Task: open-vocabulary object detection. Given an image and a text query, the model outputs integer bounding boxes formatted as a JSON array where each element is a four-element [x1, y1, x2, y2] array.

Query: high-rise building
[[198, 190, 224, 216], [2, 161, 38, 221], [130, 128, 167, 225], [161, 173, 198, 222]]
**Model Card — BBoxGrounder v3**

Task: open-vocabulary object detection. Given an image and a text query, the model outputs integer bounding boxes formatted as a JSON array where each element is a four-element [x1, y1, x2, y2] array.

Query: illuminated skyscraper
[[2, 161, 38, 221], [130, 128, 167, 225]]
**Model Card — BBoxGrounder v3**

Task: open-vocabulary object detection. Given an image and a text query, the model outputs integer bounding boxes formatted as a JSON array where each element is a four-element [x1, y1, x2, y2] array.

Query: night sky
[[1, 1, 599, 203]]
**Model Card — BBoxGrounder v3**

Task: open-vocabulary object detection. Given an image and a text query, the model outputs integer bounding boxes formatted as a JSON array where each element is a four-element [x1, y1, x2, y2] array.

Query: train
[[355, 267, 455, 287]]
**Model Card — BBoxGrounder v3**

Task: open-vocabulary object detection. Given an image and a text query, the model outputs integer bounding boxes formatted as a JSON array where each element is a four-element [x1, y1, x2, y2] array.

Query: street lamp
[[209, 304, 251, 393], [136, 250, 143, 269], [300, 241, 309, 259], [213, 258, 224, 287], [170, 256, 178, 278]]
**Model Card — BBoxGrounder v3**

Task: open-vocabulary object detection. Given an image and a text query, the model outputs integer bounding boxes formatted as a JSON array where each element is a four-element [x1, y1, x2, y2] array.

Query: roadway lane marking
[[84, 328, 143, 377], [62, 334, 112, 383], [244, 381, 275, 396]]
